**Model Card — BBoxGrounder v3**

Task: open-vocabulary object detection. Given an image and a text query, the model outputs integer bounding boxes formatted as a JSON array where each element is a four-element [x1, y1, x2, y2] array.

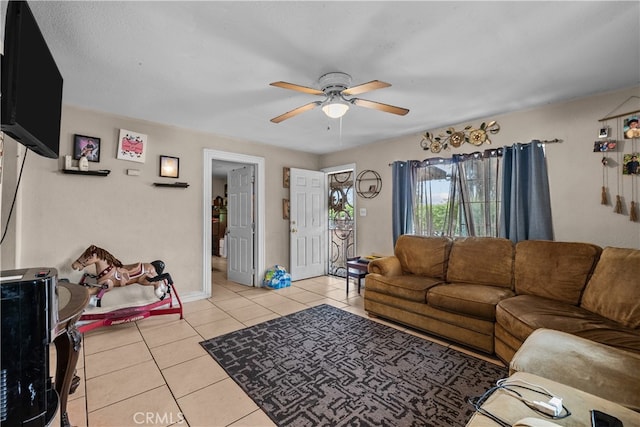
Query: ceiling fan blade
[[352, 98, 409, 116], [270, 101, 322, 123], [342, 80, 391, 96], [270, 81, 324, 95]]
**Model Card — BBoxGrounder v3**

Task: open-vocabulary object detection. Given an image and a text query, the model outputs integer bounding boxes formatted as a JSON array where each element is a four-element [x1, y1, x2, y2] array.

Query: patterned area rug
[[200, 304, 506, 426]]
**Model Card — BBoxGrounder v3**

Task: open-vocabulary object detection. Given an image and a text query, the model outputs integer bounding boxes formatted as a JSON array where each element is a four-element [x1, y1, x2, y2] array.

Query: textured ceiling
[[5, 1, 640, 154]]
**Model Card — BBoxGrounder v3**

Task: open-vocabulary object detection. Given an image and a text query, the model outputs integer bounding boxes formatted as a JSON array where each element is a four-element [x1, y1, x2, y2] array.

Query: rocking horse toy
[[72, 245, 169, 305], [71, 244, 183, 333]]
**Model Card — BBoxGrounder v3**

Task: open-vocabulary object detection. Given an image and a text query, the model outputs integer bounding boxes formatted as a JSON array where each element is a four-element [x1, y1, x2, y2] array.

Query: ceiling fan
[[269, 72, 410, 123]]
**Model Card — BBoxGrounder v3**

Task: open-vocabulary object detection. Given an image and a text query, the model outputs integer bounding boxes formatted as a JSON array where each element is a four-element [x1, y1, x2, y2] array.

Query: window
[[413, 151, 502, 237]]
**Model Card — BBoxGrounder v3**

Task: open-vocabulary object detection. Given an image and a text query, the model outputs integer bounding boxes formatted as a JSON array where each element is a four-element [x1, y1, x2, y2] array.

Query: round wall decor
[[355, 169, 382, 198]]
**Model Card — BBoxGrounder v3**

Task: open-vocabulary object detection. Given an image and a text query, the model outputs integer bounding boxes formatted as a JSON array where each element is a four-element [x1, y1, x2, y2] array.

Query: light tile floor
[[55, 257, 503, 427]]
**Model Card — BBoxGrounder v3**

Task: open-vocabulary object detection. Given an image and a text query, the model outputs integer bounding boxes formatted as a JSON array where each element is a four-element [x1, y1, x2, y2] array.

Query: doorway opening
[[203, 150, 265, 297], [323, 164, 356, 278]]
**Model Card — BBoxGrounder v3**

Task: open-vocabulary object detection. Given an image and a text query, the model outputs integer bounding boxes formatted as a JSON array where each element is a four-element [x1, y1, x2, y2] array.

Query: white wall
[[320, 86, 640, 255], [1, 105, 318, 306], [3, 87, 639, 306]]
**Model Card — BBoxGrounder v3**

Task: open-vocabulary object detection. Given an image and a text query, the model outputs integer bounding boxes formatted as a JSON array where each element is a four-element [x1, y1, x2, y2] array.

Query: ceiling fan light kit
[[322, 97, 350, 119], [270, 72, 409, 123]]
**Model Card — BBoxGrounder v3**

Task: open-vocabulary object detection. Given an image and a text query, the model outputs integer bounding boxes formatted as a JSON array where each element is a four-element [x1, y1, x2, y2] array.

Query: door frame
[[203, 149, 265, 297], [322, 163, 356, 272]]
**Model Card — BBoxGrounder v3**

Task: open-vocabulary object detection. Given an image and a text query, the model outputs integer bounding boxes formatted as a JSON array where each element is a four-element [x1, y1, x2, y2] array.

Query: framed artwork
[[598, 127, 609, 138], [73, 134, 101, 162], [283, 167, 290, 188], [159, 155, 179, 178], [623, 153, 639, 175], [117, 129, 147, 163], [593, 140, 616, 152], [623, 116, 640, 139], [283, 199, 290, 219]]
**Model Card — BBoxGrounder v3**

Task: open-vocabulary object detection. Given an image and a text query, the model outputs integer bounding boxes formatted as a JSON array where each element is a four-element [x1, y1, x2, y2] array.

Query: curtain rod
[[388, 139, 561, 165], [537, 138, 562, 144]]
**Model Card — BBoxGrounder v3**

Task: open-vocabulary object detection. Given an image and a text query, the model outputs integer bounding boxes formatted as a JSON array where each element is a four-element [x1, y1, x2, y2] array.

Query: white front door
[[227, 165, 255, 286], [290, 168, 326, 281]]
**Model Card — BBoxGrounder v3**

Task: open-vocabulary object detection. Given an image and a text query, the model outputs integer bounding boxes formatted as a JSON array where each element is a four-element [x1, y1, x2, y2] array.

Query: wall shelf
[[153, 182, 189, 188], [63, 169, 110, 176]]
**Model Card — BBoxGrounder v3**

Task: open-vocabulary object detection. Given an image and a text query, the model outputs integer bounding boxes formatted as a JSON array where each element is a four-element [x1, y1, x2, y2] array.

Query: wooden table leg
[[345, 271, 350, 294], [54, 324, 82, 427]]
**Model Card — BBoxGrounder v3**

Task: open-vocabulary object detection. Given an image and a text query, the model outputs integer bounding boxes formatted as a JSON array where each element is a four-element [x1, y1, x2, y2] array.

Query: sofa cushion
[[514, 240, 602, 305], [365, 273, 443, 303], [510, 329, 640, 411], [496, 294, 640, 355], [427, 284, 515, 321], [447, 237, 514, 288], [581, 247, 640, 329], [395, 235, 452, 279]]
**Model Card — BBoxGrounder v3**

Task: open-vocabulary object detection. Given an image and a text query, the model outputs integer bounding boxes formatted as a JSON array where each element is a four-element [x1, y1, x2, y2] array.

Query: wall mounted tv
[[1, 0, 63, 159]]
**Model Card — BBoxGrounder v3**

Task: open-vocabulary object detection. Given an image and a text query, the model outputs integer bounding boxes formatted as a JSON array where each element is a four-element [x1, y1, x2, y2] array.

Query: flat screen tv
[[1, 0, 63, 159]]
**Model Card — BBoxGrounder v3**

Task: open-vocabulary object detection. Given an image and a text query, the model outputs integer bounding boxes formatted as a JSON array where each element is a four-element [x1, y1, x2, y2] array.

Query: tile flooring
[[55, 257, 503, 427]]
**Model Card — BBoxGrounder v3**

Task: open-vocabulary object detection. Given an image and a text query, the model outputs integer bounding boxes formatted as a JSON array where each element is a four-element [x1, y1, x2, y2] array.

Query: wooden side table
[[54, 282, 89, 427], [346, 257, 368, 294]]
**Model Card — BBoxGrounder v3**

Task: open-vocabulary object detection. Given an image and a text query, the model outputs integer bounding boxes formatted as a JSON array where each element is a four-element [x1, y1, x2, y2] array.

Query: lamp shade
[[322, 101, 349, 119]]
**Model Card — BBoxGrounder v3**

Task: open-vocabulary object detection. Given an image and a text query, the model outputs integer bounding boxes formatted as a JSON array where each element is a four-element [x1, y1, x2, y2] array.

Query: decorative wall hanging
[[420, 121, 500, 153], [117, 129, 147, 163], [623, 116, 640, 139], [597, 96, 640, 221], [623, 153, 640, 175], [159, 155, 179, 178], [593, 140, 617, 152], [355, 169, 381, 199], [73, 134, 101, 162]]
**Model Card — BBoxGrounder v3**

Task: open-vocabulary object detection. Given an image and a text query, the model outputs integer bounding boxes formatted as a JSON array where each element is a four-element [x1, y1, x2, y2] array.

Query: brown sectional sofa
[[364, 235, 640, 363]]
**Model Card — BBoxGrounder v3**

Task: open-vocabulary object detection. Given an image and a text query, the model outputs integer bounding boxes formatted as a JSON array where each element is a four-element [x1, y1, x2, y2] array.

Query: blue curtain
[[392, 161, 415, 246], [499, 142, 553, 242]]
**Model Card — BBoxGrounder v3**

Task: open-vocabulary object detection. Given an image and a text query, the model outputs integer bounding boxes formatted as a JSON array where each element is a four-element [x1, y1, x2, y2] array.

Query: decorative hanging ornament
[[614, 195, 623, 213], [628, 117, 639, 221], [601, 155, 609, 205], [614, 117, 624, 214]]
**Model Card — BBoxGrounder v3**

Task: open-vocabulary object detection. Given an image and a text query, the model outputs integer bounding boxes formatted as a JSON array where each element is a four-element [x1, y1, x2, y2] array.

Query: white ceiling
[[7, 1, 640, 155]]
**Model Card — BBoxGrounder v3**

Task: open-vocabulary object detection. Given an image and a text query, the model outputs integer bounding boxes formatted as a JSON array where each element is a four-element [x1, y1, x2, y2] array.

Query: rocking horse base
[[77, 273, 183, 334]]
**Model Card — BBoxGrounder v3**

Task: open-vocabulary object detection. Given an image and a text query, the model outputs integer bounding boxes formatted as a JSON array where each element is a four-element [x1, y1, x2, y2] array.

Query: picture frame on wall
[[623, 153, 639, 175], [73, 134, 101, 162], [159, 155, 179, 178], [117, 129, 147, 163], [623, 116, 640, 139]]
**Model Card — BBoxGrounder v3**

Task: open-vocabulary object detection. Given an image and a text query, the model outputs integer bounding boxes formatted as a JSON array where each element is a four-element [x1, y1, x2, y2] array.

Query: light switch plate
[[359, 208, 367, 217]]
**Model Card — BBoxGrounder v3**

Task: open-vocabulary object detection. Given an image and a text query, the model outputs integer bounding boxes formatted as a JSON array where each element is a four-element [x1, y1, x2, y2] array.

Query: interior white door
[[290, 168, 326, 281], [227, 165, 255, 286]]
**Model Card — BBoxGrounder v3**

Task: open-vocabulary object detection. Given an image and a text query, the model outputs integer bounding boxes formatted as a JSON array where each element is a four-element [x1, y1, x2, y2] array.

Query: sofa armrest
[[368, 256, 403, 276], [510, 329, 640, 411]]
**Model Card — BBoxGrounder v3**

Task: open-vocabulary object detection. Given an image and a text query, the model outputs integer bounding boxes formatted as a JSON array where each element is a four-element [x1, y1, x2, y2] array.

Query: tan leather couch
[[364, 235, 640, 363]]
